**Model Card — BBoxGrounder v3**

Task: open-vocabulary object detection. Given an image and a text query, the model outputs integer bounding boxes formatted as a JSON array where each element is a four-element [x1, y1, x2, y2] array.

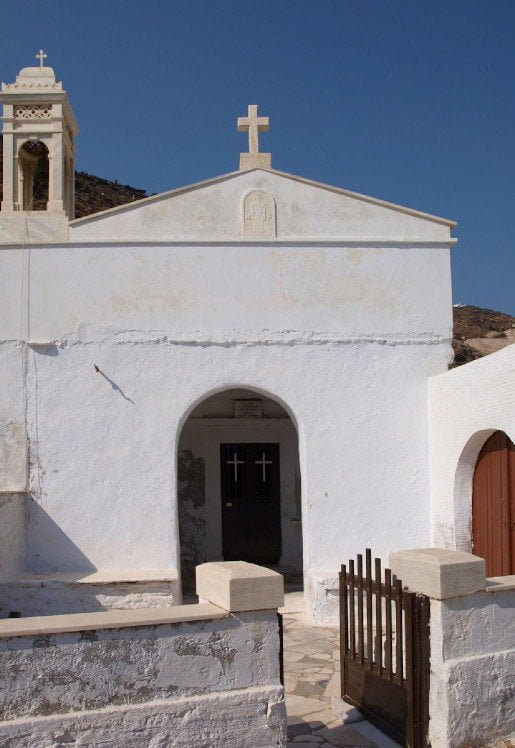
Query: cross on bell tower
[[36, 50, 47, 67], [0, 52, 78, 222], [237, 104, 272, 171]]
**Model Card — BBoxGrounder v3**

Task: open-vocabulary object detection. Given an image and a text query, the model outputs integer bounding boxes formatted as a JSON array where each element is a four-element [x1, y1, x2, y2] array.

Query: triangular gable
[[70, 168, 455, 243]]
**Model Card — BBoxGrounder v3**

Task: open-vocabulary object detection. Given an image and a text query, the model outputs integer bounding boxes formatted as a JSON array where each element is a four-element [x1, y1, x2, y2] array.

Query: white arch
[[173, 383, 306, 597], [18, 140, 49, 211], [176, 382, 302, 439], [452, 426, 515, 552]]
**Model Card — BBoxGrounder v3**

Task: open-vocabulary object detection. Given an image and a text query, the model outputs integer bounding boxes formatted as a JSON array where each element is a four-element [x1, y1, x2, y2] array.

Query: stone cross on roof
[[237, 104, 272, 171], [36, 49, 48, 67]]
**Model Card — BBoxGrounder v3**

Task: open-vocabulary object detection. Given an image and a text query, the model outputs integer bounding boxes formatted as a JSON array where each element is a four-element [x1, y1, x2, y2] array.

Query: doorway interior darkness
[[178, 388, 302, 589]]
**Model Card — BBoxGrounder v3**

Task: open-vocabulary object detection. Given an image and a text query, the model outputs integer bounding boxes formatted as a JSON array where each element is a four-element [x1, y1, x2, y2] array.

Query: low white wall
[[429, 582, 515, 747], [0, 575, 180, 617], [428, 345, 515, 550], [0, 597, 285, 745]]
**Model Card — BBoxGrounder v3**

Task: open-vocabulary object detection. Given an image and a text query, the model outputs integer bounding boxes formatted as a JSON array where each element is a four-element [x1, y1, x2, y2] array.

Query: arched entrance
[[19, 140, 49, 210], [472, 430, 515, 576], [177, 388, 302, 591]]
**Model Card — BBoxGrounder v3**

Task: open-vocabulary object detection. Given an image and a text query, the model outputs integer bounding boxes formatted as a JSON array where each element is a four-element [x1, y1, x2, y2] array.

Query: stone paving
[[281, 592, 400, 748]]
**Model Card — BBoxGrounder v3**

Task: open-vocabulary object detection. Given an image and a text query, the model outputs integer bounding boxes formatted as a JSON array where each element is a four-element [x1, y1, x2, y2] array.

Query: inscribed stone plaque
[[234, 399, 263, 418], [243, 191, 276, 238]]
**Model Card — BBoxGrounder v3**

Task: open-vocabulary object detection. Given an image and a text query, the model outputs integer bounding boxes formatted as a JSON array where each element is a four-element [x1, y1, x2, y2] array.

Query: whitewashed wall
[[0, 168, 454, 618], [428, 345, 515, 550], [1, 337, 450, 620]]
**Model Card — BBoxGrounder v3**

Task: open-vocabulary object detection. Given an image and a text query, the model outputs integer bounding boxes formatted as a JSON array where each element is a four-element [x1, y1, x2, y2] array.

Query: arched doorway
[[472, 430, 515, 576], [177, 388, 302, 591], [19, 140, 49, 210]]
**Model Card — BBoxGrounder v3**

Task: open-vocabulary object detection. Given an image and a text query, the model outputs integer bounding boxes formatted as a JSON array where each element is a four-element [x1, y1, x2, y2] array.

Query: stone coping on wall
[[0, 602, 227, 638], [12, 569, 178, 584], [486, 575, 515, 592]]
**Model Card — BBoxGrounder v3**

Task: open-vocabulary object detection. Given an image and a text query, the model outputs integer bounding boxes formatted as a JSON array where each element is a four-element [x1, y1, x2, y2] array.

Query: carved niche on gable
[[242, 190, 276, 238]]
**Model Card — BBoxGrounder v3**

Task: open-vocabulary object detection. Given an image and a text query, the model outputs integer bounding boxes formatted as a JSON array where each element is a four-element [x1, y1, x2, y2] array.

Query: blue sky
[[1, 0, 514, 313]]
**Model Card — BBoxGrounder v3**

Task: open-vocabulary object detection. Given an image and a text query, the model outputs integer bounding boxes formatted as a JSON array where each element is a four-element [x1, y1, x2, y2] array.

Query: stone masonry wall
[[0, 608, 286, 746], [429, 587, 515, 747]]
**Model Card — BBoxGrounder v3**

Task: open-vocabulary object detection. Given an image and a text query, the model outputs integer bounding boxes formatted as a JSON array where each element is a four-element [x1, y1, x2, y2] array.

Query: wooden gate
[[339, 549, 430, 747]]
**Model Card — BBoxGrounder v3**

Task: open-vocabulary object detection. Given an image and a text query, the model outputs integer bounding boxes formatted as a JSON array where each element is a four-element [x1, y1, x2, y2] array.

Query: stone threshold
[[0, 602, 227, 638]]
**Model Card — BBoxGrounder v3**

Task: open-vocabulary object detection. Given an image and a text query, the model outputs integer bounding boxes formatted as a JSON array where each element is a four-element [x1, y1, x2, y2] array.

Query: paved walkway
[[281, 592, 400, 748]]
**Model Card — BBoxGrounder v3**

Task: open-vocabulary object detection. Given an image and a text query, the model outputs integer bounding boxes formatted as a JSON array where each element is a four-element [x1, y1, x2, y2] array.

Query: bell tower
[[1, 51, 78, 223]]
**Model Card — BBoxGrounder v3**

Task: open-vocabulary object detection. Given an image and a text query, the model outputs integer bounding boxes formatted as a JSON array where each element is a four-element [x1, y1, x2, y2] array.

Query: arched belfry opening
[[19, 140, 49, 210], [177, 388, 303, 593]]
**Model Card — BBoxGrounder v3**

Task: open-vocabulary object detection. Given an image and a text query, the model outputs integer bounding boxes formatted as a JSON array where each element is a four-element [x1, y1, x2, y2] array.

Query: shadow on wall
[[1, 500, 177, 617], [25, 497, 97, 573], [178, 449, 206, 589]]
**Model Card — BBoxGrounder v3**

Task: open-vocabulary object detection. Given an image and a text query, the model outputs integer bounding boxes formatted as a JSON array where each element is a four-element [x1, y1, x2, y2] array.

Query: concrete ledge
[[0, 602, 226, 638], [13, 569, 178, 584], [486, 575, 515, 593], [196, 561, 284, 612], [389, 547, 486, 600]]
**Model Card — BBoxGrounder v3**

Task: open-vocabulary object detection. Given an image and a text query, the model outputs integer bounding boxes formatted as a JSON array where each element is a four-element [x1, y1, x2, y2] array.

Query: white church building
[[1, 57, 513, 623]]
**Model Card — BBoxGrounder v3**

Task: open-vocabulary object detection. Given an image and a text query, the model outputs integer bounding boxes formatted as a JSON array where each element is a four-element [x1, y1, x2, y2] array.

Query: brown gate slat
[[357, 554, 364, 664], [339, 562, 348, 703], [374, 557, 383, 675], [365, 549, 373, 671], [417, 595, 431, 745], [395, 577, 403, 684], [385, 568, 393, 680], [349, 559, 355, 658], [341, 549, 430, 747], [404, 591, 416, 748]]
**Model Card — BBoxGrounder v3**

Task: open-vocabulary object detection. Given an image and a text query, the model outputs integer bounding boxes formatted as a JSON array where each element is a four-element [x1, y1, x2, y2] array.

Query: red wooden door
[[472, 431, 515, 576]]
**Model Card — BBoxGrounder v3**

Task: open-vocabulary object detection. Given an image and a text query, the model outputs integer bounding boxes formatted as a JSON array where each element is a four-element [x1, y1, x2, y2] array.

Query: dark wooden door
[[472, 431, 515, 576], [221, 443, 281, 563]]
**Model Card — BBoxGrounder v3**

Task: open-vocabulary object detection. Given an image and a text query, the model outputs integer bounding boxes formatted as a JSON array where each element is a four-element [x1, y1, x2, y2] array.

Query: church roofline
[[70, 167, 457, 228]]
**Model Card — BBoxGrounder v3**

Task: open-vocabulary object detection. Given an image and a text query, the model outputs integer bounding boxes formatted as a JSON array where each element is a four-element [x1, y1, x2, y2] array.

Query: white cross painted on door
[[255, 452, 273, 482], [227, 452, 244, 482]]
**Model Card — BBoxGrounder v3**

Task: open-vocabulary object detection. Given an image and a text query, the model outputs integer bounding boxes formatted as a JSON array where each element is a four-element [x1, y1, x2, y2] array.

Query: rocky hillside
[[1, 138, 513, 367], [74, 171, 147, 218], [452, 305, 514, 367], [0, 137, 147, 216]]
